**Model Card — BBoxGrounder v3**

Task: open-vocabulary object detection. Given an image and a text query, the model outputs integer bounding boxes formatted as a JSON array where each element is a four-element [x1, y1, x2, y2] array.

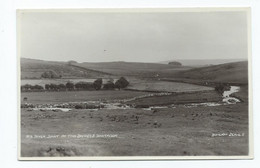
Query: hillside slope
[[175, 61, 248, 84], [21, 58, 112, 79], [160, 59, 246, 67], [74, 62, 190, 77]]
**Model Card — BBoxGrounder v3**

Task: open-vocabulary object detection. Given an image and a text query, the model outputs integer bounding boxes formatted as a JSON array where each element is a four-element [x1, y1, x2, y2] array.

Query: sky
[[19, 10, 249, 63]]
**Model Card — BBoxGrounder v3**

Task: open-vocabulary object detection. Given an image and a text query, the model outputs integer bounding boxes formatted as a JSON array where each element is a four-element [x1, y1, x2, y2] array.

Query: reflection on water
[[184, 86, 241, 108], [222, 86, 240, 104]]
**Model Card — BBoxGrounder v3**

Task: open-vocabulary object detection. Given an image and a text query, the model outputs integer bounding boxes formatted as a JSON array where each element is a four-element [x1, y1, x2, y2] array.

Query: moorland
[[20, 58, 249, 157]]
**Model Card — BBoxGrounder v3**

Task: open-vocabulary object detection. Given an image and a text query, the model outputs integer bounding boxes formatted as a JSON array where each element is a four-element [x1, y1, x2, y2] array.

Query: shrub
[[75, 82, 94, 90], [58, 84, 66, 90], [66, 82, 74, 90], [93, 78, 103, 90], [33, 85, 44, 90], [49, 83, 59, 90], [168, 61, 182, 66], [45, 84, 50, 90], [21, 84, 43, 91], [41, 71, 60, 79], [115, 77, 129, 89], [215, 84, 229, 93]]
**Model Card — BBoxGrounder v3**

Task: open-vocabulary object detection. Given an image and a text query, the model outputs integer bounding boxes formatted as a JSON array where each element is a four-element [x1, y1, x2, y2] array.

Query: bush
[[58, 84, 66, 90], [66, 82, 74, 90], [45, 84, 50, 90], [168, 61, 182, 66], [215, 84, 229, 93], [115, 77, 129, 89], [49, 83, 59, 90], [41, 71, 60, 79], [32, 85, 44, 90], [93, 78, 102, 90], [75, 82, 94, 90], [21, 84, 43, 91]]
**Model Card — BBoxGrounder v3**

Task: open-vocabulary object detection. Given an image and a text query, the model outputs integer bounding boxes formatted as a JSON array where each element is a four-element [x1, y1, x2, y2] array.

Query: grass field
[[126, 90, 222, 106], [21, 102, 248, 156], [20, 84, 249, 156], [21, 90, 151, 104], [127, 79, 213, 92]]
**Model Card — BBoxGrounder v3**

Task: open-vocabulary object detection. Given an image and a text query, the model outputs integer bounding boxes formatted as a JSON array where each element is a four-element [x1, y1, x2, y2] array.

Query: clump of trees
[[65, 82, 74, 90], [103, 77, 129, 90], [45, 83, 66, 91], [168, 61, 182, 66], [93, 78, 102, 90], [215, 83, 229, 93], [75, 82, 94, 90], [41, 71, 61, 79], [21, 77, 130, 92], [21, 84, 44, 91], [115, 77, 129, 89]]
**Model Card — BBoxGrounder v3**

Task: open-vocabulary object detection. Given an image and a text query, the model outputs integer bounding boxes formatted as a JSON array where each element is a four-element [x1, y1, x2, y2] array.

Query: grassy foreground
[[21, 102, 248, 156], [20, 86, 249, 157]]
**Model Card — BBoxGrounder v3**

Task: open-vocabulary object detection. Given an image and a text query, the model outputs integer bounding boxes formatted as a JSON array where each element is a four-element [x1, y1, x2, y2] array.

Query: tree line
[[21, 77, 129, 92]]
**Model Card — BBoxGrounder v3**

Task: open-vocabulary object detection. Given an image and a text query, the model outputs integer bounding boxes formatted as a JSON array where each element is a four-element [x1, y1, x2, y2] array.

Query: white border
[[1, 0, 260, 168], [17, 7, 253, 161]]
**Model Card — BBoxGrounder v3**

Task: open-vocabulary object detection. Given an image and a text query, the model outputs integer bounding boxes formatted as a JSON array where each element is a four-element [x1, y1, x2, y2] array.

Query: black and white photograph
[[17, 8, 252, 160]]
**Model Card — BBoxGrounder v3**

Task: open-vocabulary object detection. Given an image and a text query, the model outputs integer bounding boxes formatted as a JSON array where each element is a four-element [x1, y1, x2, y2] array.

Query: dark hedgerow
[[65, 82, 74, 90]]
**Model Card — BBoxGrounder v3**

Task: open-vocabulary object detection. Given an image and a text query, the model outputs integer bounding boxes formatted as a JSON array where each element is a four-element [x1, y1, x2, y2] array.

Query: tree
[[33, 85, 44, 90], [23, 84, 32, 90], [215, 83, 228, 93], [82, 82, 94, 90], [45, 84, 50, 90], [115, 77, 129, 89], [41, 71, 60, 79], [58, 84, 66, 90], [93, 78, 102, 90], [75, 82, 83, 90], [168, 61, 182, 66], [49, 83, 58, 90], [66, 82, 74, 90]]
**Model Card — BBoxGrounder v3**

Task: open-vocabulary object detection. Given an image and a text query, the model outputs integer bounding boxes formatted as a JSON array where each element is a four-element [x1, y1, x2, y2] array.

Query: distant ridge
[[160, 59, 247, 67], [20, 58, 113, 79], [175, 61, 248, 84]]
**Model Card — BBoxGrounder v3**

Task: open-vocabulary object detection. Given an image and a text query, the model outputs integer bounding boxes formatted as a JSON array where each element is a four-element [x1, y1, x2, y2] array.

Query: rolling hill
[[174, 61, 248, 84], [21, 58, 248, 85], [160, 59, 247, 67], [20, 58, 113, 79], [73, 62, 191, 77]]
